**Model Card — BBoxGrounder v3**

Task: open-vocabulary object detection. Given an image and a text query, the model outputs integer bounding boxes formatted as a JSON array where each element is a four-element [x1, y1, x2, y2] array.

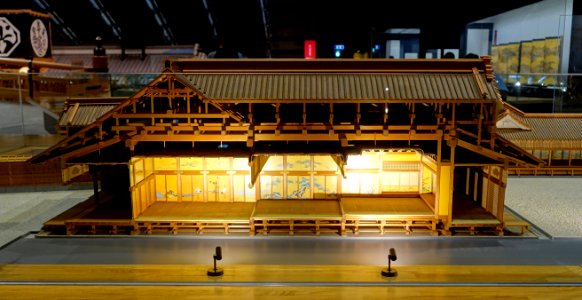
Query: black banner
[[0, 11, 52, 59]]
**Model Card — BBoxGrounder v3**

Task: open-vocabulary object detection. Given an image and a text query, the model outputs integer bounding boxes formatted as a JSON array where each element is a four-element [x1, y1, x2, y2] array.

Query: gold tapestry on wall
[[530, 39, 546, 83], [519, 41, 532, 84], [543, 37, 561, 85]]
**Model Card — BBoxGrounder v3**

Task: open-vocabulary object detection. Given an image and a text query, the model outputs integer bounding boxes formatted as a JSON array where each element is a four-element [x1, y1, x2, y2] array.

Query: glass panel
[[260, 176, 283, 199], [313, 155, 337, 171], [179, 157, 203, 170], [286, 156, 311, 171], [287, 176, 311, 199], [154, 157, 176, 171]]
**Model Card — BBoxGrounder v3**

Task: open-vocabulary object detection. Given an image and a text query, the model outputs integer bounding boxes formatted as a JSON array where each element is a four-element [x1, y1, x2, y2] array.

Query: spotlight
[[207, 246, 224, 276], [381, 248, 397, 277]]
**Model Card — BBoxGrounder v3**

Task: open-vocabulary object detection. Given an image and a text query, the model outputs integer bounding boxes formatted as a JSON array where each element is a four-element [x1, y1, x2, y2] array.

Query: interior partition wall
[[127, 151, 438, 219]]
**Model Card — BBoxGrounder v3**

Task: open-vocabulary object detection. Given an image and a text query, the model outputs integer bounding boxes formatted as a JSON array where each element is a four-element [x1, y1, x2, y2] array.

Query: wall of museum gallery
[[469, 0, 573, 73]]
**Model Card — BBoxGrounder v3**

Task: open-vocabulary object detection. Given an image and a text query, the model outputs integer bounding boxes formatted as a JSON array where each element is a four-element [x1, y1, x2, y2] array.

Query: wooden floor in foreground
[[1, 264, 581, 299]]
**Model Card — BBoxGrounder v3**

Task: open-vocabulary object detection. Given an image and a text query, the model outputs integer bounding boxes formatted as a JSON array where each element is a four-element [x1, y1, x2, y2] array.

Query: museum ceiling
[[2, 0, 541, 58]]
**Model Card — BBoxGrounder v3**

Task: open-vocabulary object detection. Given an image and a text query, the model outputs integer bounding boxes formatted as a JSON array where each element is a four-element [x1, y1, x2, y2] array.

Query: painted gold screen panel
[[179, 157, 203, 170], [287, 176, 311, 199], [263, 155, 284, 171], [233, 175, 255, 202], [260, 175, 283, 199], [154, 157, 177, 171], [313, 155, 337, 171], [146, 153, 425, 203], [207, 174, 230, 202], [313, 175, 337, 199]]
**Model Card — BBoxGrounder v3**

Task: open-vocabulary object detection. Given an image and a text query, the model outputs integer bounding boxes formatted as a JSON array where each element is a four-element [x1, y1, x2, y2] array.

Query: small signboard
[[0, 10, 52, 59], [304, 40, 316, 59]]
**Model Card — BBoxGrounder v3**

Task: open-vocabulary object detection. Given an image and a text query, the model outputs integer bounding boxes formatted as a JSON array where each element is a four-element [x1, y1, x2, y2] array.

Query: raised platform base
[[41, 196, 529, 237]]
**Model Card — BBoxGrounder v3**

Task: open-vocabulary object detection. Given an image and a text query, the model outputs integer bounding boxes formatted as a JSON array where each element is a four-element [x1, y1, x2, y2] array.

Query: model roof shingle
[[497, 104, 582, 148], [179, 73, 499, 101], [58, 104, 118, 127]]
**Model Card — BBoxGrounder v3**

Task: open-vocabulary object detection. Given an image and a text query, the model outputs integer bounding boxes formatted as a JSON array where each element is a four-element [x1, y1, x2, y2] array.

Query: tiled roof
[[498, 117, 582, 140], [58, 99, 121, 127], [179, 73, 499, 101], [497, 104, 582, 146]]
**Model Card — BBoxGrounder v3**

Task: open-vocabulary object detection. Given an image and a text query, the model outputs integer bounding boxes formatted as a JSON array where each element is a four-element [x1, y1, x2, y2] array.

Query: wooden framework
[[497, 103, 582, 176], [32, 58, 542, 236]]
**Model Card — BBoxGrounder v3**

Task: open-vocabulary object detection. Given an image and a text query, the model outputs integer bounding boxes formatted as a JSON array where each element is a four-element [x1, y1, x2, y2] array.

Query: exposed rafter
[[33, 0, 79, 44]]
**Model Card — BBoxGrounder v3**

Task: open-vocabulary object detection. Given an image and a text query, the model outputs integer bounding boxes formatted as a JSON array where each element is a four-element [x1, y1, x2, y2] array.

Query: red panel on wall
[[304, 40, 316, 59]]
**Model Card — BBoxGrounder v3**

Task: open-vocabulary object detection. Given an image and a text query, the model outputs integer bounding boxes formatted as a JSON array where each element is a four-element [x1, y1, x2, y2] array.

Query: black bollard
[[207, 246, 224, 276], [381, 248, 397, 277]]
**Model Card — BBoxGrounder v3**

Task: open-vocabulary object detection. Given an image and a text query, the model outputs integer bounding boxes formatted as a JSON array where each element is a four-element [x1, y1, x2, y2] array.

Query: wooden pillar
[[90, 165, 99, 205]]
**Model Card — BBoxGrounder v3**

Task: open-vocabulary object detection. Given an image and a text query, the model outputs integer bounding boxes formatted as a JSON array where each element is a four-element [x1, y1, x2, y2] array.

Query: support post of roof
[[90, 165, 100, 205], [332, 154, 347, 179], [249, 155, 269, 188]]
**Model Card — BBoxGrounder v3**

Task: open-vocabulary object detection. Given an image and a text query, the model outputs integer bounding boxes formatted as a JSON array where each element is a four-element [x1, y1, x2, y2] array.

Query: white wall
[[474, 0, 573, 73], [466, 28, 490, 56], [385, 40, 401, 58]]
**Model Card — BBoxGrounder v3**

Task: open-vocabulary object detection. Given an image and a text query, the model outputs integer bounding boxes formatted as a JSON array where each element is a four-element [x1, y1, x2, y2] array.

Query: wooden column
[[90, 165, 100, 205]]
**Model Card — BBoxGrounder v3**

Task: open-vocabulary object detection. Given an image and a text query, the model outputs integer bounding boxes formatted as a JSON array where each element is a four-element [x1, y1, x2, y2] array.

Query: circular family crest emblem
[[30, 19, 48, 57], [0, 17, 21, 57]]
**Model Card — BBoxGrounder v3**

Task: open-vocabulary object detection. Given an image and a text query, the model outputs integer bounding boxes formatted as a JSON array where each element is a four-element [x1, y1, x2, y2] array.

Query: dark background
[[1, 0, 541, 58]]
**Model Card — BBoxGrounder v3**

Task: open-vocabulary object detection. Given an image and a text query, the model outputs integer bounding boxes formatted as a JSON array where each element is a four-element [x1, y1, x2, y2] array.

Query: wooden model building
[[497, 103, 582, 176], [31, 58, 543, 236]]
